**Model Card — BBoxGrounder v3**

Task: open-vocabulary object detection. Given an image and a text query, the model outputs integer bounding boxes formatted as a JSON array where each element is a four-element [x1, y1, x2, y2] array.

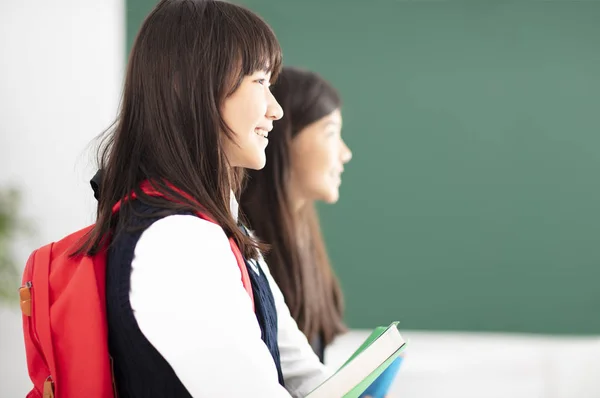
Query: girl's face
[[221, 70, 283, 170], [289, 109, 353, 205]]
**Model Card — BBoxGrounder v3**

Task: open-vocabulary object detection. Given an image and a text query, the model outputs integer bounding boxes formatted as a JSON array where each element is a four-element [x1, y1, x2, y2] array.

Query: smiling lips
[[254, 127, 270, 138]]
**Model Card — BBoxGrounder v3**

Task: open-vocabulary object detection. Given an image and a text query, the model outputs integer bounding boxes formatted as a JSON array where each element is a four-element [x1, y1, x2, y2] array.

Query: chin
[[321, 189, 340, 204], [245, 155, 267, 170]]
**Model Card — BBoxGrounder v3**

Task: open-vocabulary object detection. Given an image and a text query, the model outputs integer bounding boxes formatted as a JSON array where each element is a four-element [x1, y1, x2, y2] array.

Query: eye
[[255, 78, 270, 87]]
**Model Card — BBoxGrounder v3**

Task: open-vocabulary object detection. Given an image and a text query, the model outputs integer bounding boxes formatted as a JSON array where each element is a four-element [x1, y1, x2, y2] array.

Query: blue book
[[307, 323, 406, 398], [359, 355, 403, 398]]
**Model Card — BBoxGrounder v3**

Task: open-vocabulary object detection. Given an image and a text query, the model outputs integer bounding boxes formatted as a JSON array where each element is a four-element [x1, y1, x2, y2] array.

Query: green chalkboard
[[127, 0, 600, 334]]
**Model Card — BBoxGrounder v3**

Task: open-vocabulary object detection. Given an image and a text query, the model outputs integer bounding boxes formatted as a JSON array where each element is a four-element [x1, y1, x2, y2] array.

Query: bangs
[[239, 21, 282, 83], [217, 1, 282, 94]]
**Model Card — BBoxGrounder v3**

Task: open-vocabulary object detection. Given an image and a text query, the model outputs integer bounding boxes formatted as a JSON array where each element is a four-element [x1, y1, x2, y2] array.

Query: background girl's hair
[[241, 67, 346, 345], [77, 0, 281, 258]]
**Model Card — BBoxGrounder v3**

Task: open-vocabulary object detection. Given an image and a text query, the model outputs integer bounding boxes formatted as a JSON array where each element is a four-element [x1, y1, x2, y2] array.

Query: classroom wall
[[124, 0, 600, 335], [126, 0, 600, 335], [239, 0, 600, 334], [0, 1, 124, 396]]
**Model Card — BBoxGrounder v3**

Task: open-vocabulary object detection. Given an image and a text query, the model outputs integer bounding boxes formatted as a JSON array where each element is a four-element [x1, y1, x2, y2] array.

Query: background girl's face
[[289, 109, 352, 205], [221, 71, 283, 170]]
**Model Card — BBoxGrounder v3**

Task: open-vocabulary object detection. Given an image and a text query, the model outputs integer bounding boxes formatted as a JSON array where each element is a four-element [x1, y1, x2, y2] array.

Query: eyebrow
[[324, 121, 341, 128]]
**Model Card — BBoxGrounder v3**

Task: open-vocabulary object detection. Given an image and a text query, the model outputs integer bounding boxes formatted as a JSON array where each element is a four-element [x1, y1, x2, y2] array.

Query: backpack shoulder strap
[[112, 181, 255, 309], [31, 244, 58, 391]]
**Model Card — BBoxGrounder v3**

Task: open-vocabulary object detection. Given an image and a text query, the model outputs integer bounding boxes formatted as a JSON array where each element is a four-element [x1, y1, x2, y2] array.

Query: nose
[[266, 90, 284, 121], [341, 138, 352, 164]]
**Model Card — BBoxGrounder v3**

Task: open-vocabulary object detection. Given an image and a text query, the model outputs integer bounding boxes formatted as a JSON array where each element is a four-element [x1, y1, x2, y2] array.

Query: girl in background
[[241, 66, 403, 398]]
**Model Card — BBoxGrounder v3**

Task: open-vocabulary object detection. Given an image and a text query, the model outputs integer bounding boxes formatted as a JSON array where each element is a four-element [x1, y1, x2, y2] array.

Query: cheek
[[291, 136, 340, 198], [305, 145, 338, 189], [320, 143, 340, 172], [239, 103, 260, 131], [248, 90, 268, 119], [227, 92, 266, 135]]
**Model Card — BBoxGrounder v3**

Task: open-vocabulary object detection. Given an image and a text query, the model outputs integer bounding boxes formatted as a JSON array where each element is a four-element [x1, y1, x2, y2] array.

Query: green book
[[306, 322, 407, 398]]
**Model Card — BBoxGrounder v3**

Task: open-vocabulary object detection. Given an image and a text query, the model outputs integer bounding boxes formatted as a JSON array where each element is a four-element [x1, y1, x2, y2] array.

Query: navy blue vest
[[105, 202, 283, 397]]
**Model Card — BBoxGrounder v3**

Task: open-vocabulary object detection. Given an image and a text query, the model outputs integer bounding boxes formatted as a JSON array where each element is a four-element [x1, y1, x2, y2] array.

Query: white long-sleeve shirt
[[129, 196, 330, 397]]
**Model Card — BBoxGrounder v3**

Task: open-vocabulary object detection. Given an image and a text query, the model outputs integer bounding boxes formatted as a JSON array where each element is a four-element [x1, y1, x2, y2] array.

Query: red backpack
[[19, 184, 254, 397]]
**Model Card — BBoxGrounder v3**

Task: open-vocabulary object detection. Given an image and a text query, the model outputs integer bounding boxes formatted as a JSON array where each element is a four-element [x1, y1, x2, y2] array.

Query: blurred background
[[1, 0, 600, 397]]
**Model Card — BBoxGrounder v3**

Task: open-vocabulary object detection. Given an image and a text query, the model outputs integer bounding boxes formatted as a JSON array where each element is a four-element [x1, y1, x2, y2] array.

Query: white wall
[[0, 1, 124, 396]]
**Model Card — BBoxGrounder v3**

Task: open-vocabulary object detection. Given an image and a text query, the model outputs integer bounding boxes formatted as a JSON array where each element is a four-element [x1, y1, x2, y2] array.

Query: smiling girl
[[80, 2, 329, 397]]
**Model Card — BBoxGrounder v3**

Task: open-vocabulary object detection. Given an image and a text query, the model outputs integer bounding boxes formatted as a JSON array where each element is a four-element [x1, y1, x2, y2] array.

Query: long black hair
[[77, 0, 282, 259]]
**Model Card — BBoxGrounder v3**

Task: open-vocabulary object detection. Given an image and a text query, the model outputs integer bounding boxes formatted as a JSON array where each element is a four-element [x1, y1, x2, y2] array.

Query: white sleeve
[[256, 253, 332, 397], [129, 215, 292, 397]]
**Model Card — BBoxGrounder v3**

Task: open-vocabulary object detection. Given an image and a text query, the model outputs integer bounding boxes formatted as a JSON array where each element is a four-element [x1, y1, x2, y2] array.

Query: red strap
[[32, 245, 57, 389], [112, 180, 255, 309]]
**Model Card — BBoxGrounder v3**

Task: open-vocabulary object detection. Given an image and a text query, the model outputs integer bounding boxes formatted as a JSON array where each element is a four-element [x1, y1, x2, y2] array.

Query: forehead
[[298, 109, 343, 139], [318, 109, 342, 127]]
